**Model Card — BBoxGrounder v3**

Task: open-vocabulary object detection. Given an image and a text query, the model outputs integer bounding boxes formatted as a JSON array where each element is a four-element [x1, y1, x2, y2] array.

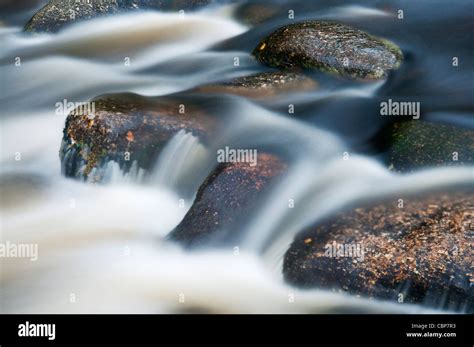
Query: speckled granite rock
[[284, 191, 474, 312], [60, 92, 215, 181], [193, 71, 317, 99], [25, 0, 214, 33], [168, 153, 287, 247], [389, 121, 474, 172], [253, 21, 403, 80]]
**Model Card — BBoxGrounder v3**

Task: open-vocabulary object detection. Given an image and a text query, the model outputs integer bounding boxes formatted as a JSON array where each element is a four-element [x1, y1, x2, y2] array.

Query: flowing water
[[0, 0, 473, 313]]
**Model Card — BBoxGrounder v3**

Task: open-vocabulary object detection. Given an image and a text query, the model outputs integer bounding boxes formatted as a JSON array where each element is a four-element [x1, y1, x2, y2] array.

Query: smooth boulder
[[60, 92, 215, 181], [252, 21, 403, 80], [168, 153, 287, 247], [25, 0, 213, 33], [389, 121, 474, 172], [193, 71, 318, 99], [283, 191, 474, 312]]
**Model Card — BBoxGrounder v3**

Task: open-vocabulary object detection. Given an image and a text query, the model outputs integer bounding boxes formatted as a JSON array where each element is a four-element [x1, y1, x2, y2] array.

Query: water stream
[[0, 0, 472, 313]]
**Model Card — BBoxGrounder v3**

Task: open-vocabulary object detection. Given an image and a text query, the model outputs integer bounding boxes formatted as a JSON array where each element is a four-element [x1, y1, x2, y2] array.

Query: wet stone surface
[[252, 21, 403, 80], [283, 191, 474, 312], [25, 0, 215, 33], [193, 71, 318, 99], [60, 92, 216, 181], [168, 153, 287, 247]]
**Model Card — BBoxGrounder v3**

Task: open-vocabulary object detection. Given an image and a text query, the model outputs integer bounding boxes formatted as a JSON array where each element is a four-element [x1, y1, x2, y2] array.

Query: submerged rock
[[60, 92, 215, 181], [1, 0, 43, 14], [193, 71, 317, 99], [168, 153, 287, 247], [252, 21, 403, 80], [234, 2, 281, 25], [163, 0, 213, 10], [25, 0, 213, 33], [283, 191, 474, 312], [389, 121, 474, 172]]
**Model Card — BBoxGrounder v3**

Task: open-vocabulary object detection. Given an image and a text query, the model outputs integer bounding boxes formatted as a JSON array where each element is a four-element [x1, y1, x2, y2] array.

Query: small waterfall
[[91, 161, 147, 185], [149, 130, 209, 194]]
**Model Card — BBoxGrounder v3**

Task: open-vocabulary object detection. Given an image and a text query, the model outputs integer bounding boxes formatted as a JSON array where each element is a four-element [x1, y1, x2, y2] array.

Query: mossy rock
[[389, 121, 474, 172], [252, 21, 403, 80]]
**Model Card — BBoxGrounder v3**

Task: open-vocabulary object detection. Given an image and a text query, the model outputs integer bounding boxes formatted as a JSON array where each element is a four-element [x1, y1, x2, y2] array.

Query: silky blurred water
[[0, 0, 473, 313]]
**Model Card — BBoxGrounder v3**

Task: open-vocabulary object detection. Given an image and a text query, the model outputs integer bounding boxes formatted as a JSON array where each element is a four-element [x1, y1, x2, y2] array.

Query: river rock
[[25, 0, 213, 33], [252, 21, 403, 80], [234, 2, 281, 25], [389, 121, 474, 172], [60, 92, 215, 181], [283, 191, 474, 312], [1, 0, 43, 13], [193, 71, 317, 99], [168, 153, 287, 247]]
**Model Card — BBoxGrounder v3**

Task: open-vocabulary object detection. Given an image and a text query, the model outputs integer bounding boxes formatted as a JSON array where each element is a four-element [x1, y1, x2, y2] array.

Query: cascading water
[[1, 1, 472, 314], [150, 130, 209, 194]]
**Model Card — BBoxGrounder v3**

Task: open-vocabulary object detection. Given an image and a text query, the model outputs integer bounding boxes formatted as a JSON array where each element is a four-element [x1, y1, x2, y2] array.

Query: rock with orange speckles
[[168, 153, 287, 247], [283, 190, 474, 312], [252, 21, 403, 80], [192, 71, 318, 100], [60, 92, 216, 181]]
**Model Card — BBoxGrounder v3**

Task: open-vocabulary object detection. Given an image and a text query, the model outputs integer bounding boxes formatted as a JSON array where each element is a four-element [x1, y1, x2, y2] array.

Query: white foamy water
[[1, 10, 247, 64], [1, 4, 472, 314], [1, 10, 249, 113], [150, 130, 209, 192]]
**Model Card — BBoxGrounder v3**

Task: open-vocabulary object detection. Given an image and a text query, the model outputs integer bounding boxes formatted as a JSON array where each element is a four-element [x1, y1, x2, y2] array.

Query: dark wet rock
[[60, 92, 215, 181], [252, 21, 403, 80], [193, 71, 317, 99], [389, 121, 474, 172], [234, 2, 281, 26], [283, 191, 474, 312], [162, 0, 213, 10], [24, 0, 213, 33], [168, 153, 287, 247], [1, 0, 43, 13]]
